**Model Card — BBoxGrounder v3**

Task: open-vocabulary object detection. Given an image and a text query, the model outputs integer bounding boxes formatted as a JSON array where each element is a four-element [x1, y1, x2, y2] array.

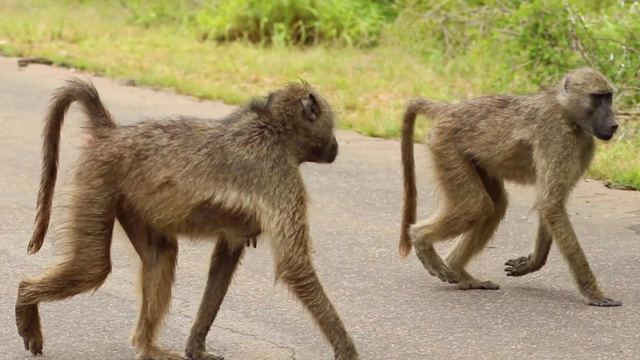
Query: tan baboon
[[16, 78, 359, 360], [399, 67, 621, 307]]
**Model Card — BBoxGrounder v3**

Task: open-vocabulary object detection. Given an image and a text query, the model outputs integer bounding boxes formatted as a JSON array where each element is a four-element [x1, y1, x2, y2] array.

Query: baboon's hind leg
[[16, 188, 115, 355], [185, 236, 245, 360], [411, 154, 494, 285], [117, 210, 183, 360], [413, 242, 459, 284], [445, 172, 507, 290]]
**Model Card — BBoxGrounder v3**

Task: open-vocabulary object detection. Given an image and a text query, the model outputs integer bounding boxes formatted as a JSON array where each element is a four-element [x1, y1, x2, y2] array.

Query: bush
[[121, 0, 196, 28], [191, 0, 398, 47], [387, 0, 640, 107]]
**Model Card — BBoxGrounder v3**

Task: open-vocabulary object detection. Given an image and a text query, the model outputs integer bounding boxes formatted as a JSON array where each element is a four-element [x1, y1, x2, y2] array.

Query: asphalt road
[[1, 56, 639, 360]]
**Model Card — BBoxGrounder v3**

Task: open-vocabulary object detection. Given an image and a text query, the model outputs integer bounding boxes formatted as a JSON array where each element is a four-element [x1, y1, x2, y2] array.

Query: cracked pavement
[[1, 56, 640, 359]]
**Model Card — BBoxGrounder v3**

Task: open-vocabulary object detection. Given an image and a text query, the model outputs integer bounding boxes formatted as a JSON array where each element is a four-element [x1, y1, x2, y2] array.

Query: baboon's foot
[[15, 303, 43, 355], [137, 347, 187, 360], [186, 351, 224, 360], [414, 247, 459, 284], [588, 296, 622, 307], [335, 348, 359, 360], [185, 342, 224, 360], [504, 254, 542, 277], [458, 279, 500, 290], [427, 266, 459, 284], [449, 268, 500, 290]]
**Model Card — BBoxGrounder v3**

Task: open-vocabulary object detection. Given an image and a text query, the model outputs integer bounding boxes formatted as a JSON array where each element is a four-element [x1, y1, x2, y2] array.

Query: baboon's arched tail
[[27, 78, 117, 255]]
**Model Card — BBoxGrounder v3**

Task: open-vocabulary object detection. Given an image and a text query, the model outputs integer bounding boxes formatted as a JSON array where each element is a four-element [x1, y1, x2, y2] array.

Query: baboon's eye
[[590, 93, 612, 103]]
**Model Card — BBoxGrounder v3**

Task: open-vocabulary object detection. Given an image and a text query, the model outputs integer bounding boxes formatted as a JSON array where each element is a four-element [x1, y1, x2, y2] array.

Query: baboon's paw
[[504, 254, 539, 277], [428, 266, 460, 284], [415, 248, 459, 284], [15, 304, 43, 355], [187, 352, 224, 360], [458, 280, 500, 290], [138, 348, 187, 360], [504, 254, 530, 267], [335, 352, 359, 360], [588, 297, 622, 307], [21, 334, 43, 355]]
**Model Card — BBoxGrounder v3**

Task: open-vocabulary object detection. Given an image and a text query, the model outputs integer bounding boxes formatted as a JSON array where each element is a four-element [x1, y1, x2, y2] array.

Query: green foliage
[[569, 2, 640, 107], [1, 0, 639, 188], [192, 0, 398, 47], [120, 0, 196, 28], [510, 2, 577, 83], [387, 0, 640, 106], [118, 0, 398, 47]]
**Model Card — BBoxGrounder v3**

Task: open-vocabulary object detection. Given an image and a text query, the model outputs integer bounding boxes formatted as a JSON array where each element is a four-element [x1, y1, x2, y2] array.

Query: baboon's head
[[265, 82, 339, 164], [558, 67, 618, 141]]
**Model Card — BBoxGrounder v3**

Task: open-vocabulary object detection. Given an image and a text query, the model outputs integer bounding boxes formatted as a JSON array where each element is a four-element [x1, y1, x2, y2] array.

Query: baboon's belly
[[181, 201, 262, 239], [478, 142, 537, 185]]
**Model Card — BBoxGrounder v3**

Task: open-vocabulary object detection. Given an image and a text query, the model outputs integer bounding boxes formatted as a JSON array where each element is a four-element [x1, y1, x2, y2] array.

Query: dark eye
[[590, 93, 612, 103]]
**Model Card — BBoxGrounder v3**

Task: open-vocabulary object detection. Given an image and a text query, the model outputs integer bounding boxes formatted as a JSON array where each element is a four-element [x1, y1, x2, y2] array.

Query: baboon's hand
[[504, 254, 542, 277], [245, 237, 257, 248], [15, 304, 43, 355], [588, 297, 622, 307]]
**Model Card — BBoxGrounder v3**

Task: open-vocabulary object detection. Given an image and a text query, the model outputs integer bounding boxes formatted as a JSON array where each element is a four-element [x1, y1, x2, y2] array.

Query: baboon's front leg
[[273, 219, 358, 360], [540, 204, 621, 307], [504, 219, 552, 277], [185, 237, 245, 360], [15, 284, 42, 355], [277, 251, 358, 360]]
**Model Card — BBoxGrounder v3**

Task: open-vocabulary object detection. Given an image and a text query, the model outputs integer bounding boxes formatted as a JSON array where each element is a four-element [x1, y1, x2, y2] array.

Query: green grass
[[589, 127, 640, 189], [0, 0, 638, 189], [0, 0, 445, 139]]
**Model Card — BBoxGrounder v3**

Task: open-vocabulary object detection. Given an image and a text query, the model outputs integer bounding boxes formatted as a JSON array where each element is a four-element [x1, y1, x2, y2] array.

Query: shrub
[[191, 0, 398, 47], [387, 0, 640, 107]]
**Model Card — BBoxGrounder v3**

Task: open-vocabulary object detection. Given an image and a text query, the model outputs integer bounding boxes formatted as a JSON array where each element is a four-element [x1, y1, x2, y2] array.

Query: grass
[[1, 0, 639, 189], [0, 0, 444, 139], [589, 128, 640, 189]]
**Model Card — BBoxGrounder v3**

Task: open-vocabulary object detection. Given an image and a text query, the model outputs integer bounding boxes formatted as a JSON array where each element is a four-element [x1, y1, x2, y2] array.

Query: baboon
[[399, 67, 621, 307], [16, 78, 359, 360]]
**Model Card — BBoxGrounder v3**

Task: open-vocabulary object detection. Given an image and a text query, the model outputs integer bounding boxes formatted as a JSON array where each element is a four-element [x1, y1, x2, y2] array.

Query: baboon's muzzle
[[309, 136, 338, 164], [594, 115, 618, 141]]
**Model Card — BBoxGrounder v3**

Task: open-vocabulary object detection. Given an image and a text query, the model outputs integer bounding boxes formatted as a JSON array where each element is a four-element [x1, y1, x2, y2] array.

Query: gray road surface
[[1, 56, 639, 360]]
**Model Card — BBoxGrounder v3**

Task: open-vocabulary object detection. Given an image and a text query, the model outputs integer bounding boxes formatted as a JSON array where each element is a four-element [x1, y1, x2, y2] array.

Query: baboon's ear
[[562, 76, 569, 92], [265, 92, 277, 109], [301, 93, 319, 122]]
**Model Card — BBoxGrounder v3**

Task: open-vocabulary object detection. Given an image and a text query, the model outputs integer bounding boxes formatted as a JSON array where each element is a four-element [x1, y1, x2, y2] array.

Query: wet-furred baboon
[[400, 67, 621, 307], [16, 78, 359, 359]]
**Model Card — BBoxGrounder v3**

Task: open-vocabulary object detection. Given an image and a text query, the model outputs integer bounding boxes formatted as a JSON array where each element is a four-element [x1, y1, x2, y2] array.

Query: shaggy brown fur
[[16, 78, 358, 359], [400, 67, 621, 307]]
